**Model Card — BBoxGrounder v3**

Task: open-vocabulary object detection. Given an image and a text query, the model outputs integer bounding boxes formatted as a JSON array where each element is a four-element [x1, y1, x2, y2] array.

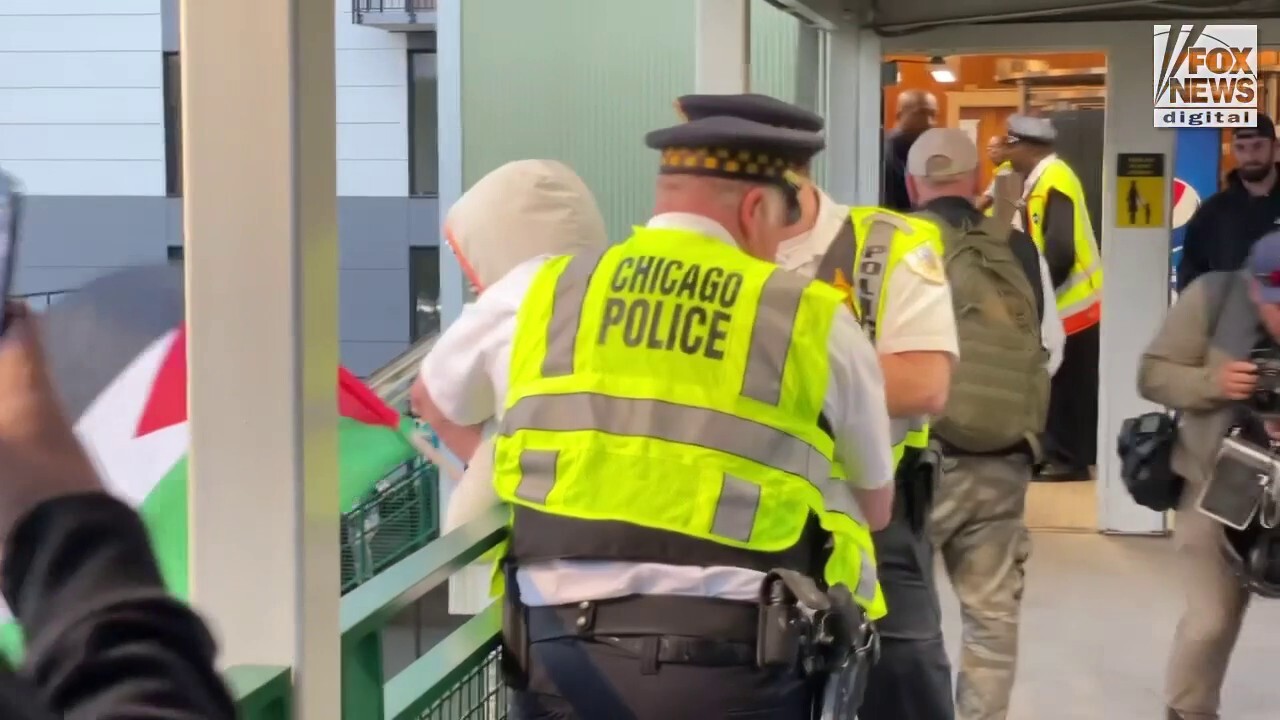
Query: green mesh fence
[[420, 649, 507, 720], [341, 455, 440, 594]]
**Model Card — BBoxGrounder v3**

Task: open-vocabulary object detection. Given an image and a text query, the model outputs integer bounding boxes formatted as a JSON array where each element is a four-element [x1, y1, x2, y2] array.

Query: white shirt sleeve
[[875, 253, 959, 358], [824, 306, 894, 491], [418, 257, 547, 425], [1038, 255, 1065, 376]]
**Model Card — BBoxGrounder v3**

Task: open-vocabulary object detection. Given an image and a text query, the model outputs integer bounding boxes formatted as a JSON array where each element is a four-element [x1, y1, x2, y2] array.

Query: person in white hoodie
[[409, 160, 608, 537]]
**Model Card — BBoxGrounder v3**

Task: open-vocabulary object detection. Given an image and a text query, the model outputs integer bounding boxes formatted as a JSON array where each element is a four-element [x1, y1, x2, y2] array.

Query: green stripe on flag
[[0, 413, 417, 663]]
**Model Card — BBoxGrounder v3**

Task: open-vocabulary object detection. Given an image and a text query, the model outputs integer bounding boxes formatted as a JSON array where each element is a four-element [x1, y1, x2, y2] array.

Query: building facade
[[1, 0, 810, 374], [2, 0, 442, 374]]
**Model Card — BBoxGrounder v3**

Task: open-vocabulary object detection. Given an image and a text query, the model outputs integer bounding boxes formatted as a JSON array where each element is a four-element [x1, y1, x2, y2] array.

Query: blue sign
[[1170, 129, 1221, 300]]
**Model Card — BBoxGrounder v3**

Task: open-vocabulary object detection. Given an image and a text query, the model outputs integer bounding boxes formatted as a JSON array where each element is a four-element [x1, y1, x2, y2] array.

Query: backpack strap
[[975, 214, 1013, 243]]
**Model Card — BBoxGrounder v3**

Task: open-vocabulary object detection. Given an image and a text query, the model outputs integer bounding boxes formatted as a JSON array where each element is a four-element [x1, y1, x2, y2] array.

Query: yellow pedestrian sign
[[1116, 153, 1167, 228]]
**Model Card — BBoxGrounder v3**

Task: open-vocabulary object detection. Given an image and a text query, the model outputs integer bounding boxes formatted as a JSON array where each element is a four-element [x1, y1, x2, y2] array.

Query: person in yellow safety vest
[[412, 115, 897, 719], [672, 93, 960, 720], [1004, 114, 1103, 480], [975, 135, 1014, 215]]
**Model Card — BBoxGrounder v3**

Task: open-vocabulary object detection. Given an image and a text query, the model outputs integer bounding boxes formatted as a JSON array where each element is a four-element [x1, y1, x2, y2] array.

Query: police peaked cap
[[645, 115, 825, 188], [675, 93, 825, 133]]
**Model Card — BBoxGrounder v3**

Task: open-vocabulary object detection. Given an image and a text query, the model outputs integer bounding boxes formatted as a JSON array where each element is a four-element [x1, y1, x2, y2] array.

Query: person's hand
[[0, 302, 101, 542], [1217, 360, 1258, 400]]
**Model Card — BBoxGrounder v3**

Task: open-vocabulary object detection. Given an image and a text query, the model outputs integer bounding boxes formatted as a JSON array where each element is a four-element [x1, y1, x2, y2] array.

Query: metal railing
[[231, 508, 508, 719], [368, 333, 440, 412], [15, 290, 72, 310], [351, 0, 438, 15]]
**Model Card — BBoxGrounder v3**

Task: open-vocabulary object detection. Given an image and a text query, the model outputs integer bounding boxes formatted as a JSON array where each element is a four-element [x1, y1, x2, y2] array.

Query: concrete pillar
[[181, 0, 341, 716], [1095, 40, 1175, 535], [695, 0, 751, 94], [823, 27, 882, 206]]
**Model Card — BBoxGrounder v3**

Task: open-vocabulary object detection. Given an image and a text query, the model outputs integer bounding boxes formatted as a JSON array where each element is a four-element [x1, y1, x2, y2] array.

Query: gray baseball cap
[[906, 127, 979, 181], [1249, 230, 1280, 303]]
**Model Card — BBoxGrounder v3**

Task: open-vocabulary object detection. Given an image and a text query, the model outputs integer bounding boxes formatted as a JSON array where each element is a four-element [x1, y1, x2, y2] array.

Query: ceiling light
[[929, 56, 956, 83]]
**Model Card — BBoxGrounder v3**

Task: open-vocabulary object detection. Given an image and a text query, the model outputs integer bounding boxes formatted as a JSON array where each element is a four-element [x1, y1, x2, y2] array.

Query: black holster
[[897, 445, 942, 536]]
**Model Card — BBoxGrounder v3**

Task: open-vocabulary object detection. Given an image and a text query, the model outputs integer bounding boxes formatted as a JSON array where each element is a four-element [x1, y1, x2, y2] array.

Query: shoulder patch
[[903, 245, 946, 285]]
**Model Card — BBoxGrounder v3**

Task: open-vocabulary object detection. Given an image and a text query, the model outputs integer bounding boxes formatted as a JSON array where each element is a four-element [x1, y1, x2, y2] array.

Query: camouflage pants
[[929, 454, 1033, 720]]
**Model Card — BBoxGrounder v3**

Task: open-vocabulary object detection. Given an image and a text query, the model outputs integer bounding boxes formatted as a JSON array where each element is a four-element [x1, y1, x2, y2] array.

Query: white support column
[[695, 0, 751, 94], [1095, 41, 1174, 535], [181, 0, 341, 716], [823, 27, 882, 205]]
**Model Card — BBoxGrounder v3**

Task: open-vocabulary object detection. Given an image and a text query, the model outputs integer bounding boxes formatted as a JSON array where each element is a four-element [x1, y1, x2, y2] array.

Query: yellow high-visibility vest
[[817, 207, 944, 464], [1024, 158, 1103, 335], [493, 226, 886, 619]]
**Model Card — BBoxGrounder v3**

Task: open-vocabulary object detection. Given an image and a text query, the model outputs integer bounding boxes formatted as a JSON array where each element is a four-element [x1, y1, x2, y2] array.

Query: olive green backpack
[[921, 211, 1050, 454]]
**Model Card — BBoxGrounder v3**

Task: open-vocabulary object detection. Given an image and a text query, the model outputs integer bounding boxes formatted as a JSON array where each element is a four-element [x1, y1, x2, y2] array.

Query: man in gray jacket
[[1138, 231, 1280, 720]]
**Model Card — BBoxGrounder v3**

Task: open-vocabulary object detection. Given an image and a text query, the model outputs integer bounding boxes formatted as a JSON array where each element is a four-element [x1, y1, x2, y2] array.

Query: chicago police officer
[[413, 114, 896, 718], [672, 92, 958, 720]]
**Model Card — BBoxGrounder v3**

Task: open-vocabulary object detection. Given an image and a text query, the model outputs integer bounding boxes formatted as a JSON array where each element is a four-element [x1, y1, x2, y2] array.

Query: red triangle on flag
[[135, 327, 187, 438], [134, 325, 403, 438]]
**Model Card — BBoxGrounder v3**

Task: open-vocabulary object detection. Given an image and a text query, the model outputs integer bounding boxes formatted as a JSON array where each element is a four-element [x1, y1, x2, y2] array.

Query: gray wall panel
[[21, 196, 169, 267], [20, 195, 434, 374], [407, 197, 440, 247], [338, 197, 410, 269], [340, 268, 409, 343], [162, 0, 179, 52]]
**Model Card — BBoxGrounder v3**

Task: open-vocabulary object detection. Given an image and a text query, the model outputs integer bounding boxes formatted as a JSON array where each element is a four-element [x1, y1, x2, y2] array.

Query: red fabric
[[135, 327, 187, 438], [337, 366, 400, 428], [135, 324, 400, 437]]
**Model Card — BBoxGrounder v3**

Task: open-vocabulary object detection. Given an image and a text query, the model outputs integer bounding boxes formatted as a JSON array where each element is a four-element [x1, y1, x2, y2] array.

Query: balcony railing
[[16, 290, 72, 310], [232, 506, 510, 719], [351, 0, 437, 29]]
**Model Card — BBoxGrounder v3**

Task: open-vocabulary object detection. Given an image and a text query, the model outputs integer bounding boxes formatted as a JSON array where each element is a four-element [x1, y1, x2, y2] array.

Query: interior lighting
[[929, 56, 956, 83]]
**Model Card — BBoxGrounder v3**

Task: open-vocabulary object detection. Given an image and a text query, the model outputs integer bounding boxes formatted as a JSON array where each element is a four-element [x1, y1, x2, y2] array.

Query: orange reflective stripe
[[1062, 300, 1101, 335]]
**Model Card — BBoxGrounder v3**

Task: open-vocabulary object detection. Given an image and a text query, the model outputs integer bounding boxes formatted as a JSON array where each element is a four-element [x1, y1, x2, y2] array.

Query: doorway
[[882, 51, 1108, 532]]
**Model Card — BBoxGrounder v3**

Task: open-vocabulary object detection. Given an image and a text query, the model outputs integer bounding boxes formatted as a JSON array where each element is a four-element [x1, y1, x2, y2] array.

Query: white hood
[[439, 160, 607, 536], [444, 159, 608, 291]]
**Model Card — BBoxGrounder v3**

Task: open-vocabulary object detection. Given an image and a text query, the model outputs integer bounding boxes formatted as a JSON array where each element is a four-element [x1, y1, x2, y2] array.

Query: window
[[409, 247, 440, 340], [167, 246, 184, 270], [408, 51, 439, 197], [163, 53, 183, 196]]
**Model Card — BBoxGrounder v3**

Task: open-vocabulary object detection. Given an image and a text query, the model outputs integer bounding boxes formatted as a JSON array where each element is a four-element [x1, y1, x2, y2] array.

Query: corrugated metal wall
[[460, 0, 802, 241]]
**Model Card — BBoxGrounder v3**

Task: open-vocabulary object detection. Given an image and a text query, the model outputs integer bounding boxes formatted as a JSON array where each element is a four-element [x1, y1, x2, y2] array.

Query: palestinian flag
[[0, 266, 417, 657]]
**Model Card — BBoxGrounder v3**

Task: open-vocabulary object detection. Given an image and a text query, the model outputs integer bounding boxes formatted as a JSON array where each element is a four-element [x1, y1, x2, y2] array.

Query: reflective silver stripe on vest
[[857, 548, 878, 601], [711, 474, 762, 542], [855, 218, 896, 342], [740, 269, 808, 405], [515, 449, 559, 504], [542, 250, 606, 378], [503, 393, 831, 483]]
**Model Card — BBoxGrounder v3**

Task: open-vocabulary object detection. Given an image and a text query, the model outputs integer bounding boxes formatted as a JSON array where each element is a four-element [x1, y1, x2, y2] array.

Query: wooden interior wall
[[884, 50, 1280, 191], [883, 52, 1106, 125], [884, 53, 1105, 188]]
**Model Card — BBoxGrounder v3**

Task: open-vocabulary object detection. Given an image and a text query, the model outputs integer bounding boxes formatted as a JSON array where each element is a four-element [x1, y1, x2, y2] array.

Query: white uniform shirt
[[420, 212, 894, 606]]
